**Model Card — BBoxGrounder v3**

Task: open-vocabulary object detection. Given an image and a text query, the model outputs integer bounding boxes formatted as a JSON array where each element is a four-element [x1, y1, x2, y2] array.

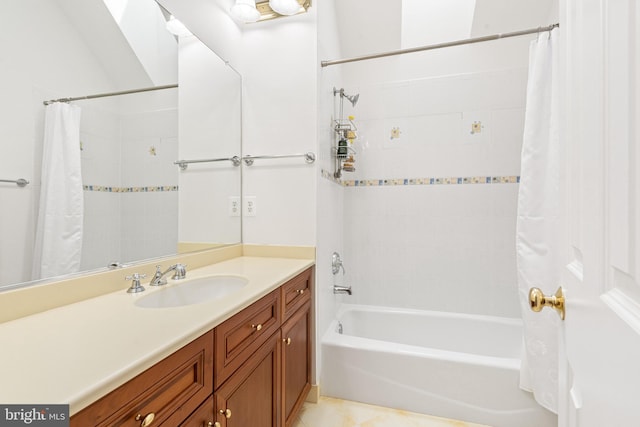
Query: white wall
[[238, 14, 318, 246], [79, 103, 122, 270], [0, 0, 181, 286], [401, 0, 476, 47], [316, 0, 346, 384], [159, 0, 318, 247], [119, 95, 178, 263], [78, 90, 179, 271], [340, 69, 525, 317], [0, 0, 123, 286], [178, 36, 242, 247]]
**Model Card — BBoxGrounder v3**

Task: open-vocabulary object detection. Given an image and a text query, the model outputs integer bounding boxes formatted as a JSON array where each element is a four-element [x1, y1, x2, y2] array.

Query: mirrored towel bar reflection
[[174, 152, 316, 170], [0, 178, 29, 187], [174, 156, 242, 170], [242, 152, 316, 166]]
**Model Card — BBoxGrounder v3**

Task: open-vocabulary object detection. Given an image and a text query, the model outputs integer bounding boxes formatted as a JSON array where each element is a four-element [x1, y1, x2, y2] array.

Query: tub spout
[[333, 285, 352, 295]]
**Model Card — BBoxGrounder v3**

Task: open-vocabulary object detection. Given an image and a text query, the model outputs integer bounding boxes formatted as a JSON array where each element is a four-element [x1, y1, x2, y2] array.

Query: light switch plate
[[228, 196, 240, 217], [244, 196, 257, 217]]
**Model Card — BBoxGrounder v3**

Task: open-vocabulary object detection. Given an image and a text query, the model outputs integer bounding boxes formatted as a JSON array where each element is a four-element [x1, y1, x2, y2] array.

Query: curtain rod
[[321, 23, 559, 67], [43, 83, 178, 105]]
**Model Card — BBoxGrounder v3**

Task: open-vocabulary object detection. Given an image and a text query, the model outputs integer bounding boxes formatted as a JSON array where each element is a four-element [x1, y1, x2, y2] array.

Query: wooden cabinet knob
[[296, 289, 305, 295], [283, 337, 292, 345], [135, 412, 155, 427], [219, 408, 232, 419], [251, 323, 263, 331]]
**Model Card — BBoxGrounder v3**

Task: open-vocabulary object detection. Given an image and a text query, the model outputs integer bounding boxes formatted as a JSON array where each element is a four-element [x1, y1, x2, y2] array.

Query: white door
[[556, 0, 640, 425]]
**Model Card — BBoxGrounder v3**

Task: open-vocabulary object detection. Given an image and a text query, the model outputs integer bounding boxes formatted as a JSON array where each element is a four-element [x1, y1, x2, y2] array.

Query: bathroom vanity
[[0, 246, 314, 427], [71, 268, 312, 427]]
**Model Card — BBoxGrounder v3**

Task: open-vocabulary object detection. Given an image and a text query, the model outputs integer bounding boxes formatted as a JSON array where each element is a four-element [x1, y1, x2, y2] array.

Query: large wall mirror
[[0, 0, 241, 290]]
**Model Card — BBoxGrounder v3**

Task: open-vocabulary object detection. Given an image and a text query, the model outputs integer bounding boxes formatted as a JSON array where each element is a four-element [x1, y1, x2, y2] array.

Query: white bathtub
[[321, 304, 556, 427]]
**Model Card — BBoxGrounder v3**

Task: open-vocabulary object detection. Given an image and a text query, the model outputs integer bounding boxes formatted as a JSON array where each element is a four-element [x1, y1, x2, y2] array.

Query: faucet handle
[[125, 273, 147, 293], [172, 263, 187, 280]]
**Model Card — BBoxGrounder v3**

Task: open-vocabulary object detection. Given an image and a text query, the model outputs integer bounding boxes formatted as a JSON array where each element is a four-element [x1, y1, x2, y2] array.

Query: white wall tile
[[338, 68, 527, 317]]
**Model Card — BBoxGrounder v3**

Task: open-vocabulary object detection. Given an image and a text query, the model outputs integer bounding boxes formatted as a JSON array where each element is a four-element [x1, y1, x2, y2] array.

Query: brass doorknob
[[529, 286, 565, 320]]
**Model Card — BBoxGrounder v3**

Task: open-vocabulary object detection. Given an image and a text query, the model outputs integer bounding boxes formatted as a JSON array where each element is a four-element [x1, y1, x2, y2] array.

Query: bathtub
[[321, 304, 556, 427]]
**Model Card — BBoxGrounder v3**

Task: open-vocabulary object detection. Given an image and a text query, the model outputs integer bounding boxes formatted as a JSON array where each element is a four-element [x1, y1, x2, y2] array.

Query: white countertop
[[0, 255, 314, 414]]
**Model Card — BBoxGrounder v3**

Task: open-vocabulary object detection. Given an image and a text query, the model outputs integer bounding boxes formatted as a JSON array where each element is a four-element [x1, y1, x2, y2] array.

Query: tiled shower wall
[[80, 99, 178, 271], [336, 69, 527, 318]]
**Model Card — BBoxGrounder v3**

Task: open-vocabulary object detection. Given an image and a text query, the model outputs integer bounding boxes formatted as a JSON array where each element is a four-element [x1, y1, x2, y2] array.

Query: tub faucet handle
[[332, 252, 346, 275]]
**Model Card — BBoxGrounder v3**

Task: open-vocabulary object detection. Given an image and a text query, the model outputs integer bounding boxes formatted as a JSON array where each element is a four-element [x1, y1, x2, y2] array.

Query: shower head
[[333, 87, 360, 107], [345, 93, 359, 107]]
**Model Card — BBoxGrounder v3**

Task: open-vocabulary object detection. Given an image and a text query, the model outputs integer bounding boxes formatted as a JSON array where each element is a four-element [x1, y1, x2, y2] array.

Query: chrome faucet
[[149, 263, 187, 286], [333, 285, 352, 295]]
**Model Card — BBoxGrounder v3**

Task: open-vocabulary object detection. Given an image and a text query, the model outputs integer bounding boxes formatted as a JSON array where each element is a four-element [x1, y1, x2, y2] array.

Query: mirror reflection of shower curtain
[[516, 28, 560, 414], [32, 103, 84, 280]]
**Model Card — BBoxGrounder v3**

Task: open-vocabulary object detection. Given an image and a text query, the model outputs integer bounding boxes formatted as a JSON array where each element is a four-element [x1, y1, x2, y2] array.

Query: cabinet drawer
[[214, 289, 280, 388], [281, 268, 312, 322], [71, 330, 213, 427]]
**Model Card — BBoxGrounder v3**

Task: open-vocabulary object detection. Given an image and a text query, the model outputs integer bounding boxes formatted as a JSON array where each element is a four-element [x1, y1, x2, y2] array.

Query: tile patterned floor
[[292, 397, 492, 427]]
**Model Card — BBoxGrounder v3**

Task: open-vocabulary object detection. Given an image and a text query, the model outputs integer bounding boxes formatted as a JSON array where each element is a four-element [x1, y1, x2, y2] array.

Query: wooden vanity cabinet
[[213, 267, 313, 427], [71, 267, 313, 427], [70, 330, 213, 427]]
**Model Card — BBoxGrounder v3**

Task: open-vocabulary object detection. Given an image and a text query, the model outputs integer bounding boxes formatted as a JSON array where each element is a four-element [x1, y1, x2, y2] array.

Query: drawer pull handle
[[296, 289, 305, 295], [251, 323, 263, 331], [283, 337, 292, 345], [208, 422, 221, 427], [135, 412, 155, 427], [220, 408, 232, 419]]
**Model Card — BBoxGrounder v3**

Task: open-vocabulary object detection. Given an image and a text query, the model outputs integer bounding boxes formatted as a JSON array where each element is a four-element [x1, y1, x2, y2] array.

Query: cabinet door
[[214, 332, 281, 427], [178, 396, 215, 427], [281, 301, 311, 427]]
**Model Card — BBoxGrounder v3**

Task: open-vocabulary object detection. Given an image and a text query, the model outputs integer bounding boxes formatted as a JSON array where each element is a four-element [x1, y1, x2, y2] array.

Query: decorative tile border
[[83, 185, 178, 192], [321, 169, 519, 187]]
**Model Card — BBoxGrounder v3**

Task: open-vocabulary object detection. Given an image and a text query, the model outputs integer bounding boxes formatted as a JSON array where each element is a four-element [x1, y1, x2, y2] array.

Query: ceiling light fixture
[[231, 0, 260, 23], [231, 0, 311, 23], [165, 15, 192, 37], [268, 0, 301, 16]]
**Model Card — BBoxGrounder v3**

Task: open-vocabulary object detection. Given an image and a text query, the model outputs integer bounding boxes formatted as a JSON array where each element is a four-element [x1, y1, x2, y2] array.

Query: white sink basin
[[135, 275, 248, 308]]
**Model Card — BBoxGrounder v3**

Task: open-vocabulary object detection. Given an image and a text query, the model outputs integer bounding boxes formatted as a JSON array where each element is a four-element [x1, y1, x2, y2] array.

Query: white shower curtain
[[32, 103, 84, 280], [516, 28, 560, 414]]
